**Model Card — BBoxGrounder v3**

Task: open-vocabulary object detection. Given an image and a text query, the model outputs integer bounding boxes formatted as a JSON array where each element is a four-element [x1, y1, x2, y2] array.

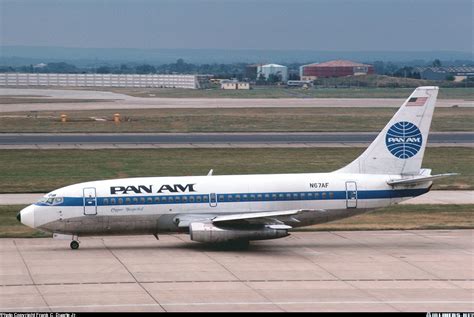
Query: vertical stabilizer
[[335, 86, 438, 175]]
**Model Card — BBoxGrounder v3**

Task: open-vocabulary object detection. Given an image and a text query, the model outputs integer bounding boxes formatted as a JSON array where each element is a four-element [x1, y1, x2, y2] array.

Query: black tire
[[70, 240, 79, 250]]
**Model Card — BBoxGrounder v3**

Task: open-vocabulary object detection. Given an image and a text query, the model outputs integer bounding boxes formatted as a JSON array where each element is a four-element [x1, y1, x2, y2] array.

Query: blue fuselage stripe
[[35, 188, 429, 207]]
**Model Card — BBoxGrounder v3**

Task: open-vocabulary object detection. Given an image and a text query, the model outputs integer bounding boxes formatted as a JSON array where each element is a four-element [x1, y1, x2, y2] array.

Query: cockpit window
[[38, 195, 64, 205]]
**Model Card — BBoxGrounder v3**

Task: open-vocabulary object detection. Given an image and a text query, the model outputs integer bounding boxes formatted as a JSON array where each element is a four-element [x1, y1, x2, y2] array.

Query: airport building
[[300, 60, 374, 80], [413, 66, 474, 81], [0, 73, 211, 89], [220, 79, 250, 90], [257, 64, 288, 82]]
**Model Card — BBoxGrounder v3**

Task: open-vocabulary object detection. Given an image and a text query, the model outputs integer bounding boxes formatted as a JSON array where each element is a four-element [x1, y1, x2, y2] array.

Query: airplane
[[17, 86, 457, 249]]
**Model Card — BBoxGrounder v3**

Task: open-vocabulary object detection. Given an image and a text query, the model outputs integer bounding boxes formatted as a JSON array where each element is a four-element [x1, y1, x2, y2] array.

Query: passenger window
[[257, 194, 262, 200], [286, 193, 291, 199], [293, 193, 298, 199], [228, 195, 233, 201], [182, 196, 187, 203], [329, 192, 334, 199], [300, 193, 306, 199], [250, 195, 255, 201], [168, 197, 174, 202], [155, 197, 160, 203], [176, 196, 181, 202], [314, 192, 320, 198], [278, 193, 284, 199], [218, 195, 224, 202], [235, 195, 241, 201], [308, 193, 313, 198], [125, 198, 131, 204], [272, 194, 277, 200], [265, 194, 270, 200], [322, 193, 327, 199], [203, 195, 209, 202], [242, 194, 248, 200], [161, 197, 167, 202], [111, 198, 116, 204], [133, 197, 138, 203], [189, 196, 195, 203], [140, 197, 145, 203], [103, 198, 109, 205], [147, 197, 152, 203], [118, 198, 123, 204], [196, 196, 202, 202]]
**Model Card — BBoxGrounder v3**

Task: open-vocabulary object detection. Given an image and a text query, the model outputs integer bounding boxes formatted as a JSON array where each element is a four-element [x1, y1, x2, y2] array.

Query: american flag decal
[[406, 97, 428, 106]]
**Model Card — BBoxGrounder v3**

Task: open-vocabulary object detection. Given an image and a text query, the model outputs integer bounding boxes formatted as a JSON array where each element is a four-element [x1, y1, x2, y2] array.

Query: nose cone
[[19, 205, 35, 228]]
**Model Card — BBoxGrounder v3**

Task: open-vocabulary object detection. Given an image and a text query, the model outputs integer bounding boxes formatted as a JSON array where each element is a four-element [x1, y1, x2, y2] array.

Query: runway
[[0, 132, 472, 149], [1, 230, 472, 312]]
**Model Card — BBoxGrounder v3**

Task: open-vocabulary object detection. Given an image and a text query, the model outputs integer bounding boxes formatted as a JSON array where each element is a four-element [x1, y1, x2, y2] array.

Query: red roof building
[[300, 60, 374, 80]]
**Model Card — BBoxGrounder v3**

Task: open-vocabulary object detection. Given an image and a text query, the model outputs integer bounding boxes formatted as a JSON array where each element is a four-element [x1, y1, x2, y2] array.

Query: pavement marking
[[101, 238, 167, 312], [2, 300, 473, 311], [12, 240, 51, 312]]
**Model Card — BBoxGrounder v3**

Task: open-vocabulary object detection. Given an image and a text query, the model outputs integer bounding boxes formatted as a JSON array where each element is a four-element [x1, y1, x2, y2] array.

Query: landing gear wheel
[[70, 240, 80, 250]]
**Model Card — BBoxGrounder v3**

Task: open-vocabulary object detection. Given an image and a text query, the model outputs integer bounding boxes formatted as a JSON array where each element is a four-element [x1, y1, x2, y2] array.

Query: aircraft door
[[83, 187, 97, 215], [345, 181, 358, 209]]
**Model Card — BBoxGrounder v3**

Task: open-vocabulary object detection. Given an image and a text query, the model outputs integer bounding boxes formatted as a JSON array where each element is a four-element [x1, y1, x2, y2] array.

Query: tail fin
[[335, 86, 438, 175]]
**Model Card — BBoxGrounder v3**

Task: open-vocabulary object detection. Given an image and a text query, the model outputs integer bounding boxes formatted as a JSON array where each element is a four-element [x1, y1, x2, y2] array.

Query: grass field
[[73, 86, 474, 99], [2, 204, 472, 238], [0, 107, 472, 133], [0, 147, 471, 193]]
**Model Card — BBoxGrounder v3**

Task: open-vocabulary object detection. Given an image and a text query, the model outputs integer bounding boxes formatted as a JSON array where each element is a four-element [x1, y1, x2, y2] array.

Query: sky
[[0, 0, 472, 52]]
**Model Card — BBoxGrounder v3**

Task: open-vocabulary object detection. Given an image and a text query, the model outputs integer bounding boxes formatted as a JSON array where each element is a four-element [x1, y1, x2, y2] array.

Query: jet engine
[[189, 222, 289, 243]]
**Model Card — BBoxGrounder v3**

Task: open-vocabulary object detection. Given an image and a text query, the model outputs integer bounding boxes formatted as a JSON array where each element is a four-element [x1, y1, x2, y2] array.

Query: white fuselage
[[22, 172, 430, 236]]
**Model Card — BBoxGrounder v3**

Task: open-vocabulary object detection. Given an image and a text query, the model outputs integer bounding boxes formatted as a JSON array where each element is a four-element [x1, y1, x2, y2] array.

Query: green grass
[[0, 147, 472, 193], [2, 204, 472, 238], [0, 107, 472, 133], [77, 86, 474, 99], [0, 205, 51, 238]]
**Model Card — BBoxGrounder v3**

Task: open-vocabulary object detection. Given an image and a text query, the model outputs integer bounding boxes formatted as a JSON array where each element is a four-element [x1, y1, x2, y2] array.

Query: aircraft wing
[[175, 209, 323, 229]]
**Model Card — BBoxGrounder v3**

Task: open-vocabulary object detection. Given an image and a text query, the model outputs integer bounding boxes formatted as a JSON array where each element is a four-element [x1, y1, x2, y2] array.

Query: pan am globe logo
[[385, 121, 422, 159]]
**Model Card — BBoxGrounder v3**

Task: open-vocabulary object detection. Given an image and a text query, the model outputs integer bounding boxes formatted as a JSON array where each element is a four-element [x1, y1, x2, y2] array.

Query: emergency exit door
[[345, 181, 358, 209], [83, 187, 97, 215]]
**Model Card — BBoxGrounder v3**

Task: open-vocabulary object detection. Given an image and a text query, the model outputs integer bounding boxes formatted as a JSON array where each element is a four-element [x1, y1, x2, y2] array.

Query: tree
[[135, 64, 156, 74], [97, 66, 111, 74], [267, 73, 280, 83], [445, 75, 455, 81], [432, 59, 442, 67]]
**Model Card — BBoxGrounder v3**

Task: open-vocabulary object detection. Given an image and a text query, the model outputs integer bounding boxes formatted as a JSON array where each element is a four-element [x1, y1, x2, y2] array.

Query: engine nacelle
[[189, 222, 289, 243]]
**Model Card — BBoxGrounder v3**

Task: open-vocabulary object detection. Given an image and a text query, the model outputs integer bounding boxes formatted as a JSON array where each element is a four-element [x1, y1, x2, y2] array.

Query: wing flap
[[212, 209, 323, 226]]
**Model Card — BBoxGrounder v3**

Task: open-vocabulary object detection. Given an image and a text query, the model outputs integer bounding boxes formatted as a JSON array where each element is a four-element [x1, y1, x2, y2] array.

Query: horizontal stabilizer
[[387, 173, 458, 186]]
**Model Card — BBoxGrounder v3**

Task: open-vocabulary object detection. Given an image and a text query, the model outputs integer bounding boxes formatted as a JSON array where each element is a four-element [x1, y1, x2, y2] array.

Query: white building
[[257, 64, 288, 82], [220, 80, 250, 90], [0, 73, 211, 89]]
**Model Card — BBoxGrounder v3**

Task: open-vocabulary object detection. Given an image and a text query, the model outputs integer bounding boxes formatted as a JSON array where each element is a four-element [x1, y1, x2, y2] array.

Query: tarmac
[[0, 88, 472, 112], [0, 230, 472, 312], [0, 132, 472, 149], [1, 191, 473, 205]]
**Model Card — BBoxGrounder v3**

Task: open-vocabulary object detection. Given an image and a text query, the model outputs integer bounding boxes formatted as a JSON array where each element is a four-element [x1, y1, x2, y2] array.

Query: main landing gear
[[70, 240, 80, 250]]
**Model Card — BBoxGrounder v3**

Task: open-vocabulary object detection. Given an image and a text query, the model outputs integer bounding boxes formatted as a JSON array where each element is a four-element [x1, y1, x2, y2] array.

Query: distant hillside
[[1, 46, 472, 66]]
